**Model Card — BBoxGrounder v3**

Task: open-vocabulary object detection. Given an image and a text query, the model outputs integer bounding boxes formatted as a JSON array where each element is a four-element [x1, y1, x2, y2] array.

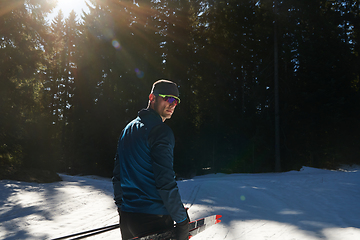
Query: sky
[[1, 166, 360, 239], [47, 0, 91, 22]]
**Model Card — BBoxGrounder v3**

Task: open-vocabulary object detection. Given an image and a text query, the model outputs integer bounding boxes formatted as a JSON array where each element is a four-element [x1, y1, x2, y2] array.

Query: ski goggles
[[158, 94, 181, 105]]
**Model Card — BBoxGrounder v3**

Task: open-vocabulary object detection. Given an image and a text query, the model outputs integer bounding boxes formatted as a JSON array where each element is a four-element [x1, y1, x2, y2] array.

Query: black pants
[[118, 209, 174, 240]]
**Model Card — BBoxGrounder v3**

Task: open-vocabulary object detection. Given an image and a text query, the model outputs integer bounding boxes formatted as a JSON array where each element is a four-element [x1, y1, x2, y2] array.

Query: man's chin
[[163, 113, 172, 120]]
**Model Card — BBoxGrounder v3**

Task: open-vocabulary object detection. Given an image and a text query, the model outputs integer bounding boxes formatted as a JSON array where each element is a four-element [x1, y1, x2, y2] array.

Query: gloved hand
[[175, 217, 189, 240], [176, 209, 190, 240]]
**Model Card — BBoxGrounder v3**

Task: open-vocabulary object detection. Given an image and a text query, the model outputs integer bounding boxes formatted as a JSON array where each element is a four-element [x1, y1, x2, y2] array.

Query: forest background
[[1, 0, 359, 179]]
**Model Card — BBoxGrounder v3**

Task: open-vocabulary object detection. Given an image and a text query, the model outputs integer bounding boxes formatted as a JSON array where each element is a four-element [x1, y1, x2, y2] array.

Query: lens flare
[[112, 40, 121, 49], [135, 68, 144, 78]]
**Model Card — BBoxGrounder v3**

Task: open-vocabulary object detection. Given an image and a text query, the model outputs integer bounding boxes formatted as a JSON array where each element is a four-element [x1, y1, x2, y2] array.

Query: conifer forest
[[1, 0, 360, 177]]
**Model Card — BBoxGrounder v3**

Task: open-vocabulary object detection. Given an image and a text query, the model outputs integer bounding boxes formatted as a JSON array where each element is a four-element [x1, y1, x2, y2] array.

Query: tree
[[0, 0, 55, 171]]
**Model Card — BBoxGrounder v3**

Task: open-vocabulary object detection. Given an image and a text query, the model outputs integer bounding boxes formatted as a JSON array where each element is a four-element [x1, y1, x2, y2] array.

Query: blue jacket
[[112, 108, 187, 223]]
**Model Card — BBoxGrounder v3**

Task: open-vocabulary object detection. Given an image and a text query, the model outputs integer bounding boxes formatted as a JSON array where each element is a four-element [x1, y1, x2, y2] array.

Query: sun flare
[[52, 0, 90, 18]]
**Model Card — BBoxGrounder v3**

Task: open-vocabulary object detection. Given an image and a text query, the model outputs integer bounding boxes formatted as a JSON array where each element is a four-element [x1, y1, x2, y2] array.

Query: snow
[[1, 166, 360, 240]]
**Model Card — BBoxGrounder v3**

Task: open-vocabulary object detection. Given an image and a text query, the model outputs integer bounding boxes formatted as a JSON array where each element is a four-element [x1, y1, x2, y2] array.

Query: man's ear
[[149, 93, 155, 102]]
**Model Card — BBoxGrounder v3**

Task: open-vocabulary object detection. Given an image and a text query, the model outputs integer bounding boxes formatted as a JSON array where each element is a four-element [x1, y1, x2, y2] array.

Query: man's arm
[[149, 124, 188, 223]]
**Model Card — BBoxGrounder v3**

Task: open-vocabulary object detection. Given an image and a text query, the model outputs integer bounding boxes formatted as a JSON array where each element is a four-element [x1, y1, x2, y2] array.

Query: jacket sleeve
[[112, 140, 123, 208], [148, 124, 188, 223]]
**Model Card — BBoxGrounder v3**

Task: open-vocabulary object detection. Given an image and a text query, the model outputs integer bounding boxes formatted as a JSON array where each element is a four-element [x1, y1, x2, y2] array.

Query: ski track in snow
[[1, 166, 360, 240]]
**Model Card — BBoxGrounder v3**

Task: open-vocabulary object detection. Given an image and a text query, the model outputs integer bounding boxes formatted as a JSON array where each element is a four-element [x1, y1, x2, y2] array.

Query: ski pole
[[51, 223, 119, 240], [65, 224, 120, 240]]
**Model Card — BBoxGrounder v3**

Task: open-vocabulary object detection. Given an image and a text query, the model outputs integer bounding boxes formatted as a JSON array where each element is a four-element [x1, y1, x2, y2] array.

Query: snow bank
[[1, 166, 360, 239]]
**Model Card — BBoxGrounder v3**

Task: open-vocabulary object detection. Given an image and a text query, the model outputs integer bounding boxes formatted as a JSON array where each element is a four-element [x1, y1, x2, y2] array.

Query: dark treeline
[[1, 0, 359, 178]]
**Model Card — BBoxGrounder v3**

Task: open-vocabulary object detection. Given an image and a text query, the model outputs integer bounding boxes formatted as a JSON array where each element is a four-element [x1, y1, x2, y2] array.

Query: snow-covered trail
[[182, 168, 360, 240], [0, 175, 119, 239], [1, 167, 360, 240]]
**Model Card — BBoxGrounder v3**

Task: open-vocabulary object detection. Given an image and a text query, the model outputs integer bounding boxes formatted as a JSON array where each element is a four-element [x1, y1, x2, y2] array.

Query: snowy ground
[[1, 166, 360, 240]]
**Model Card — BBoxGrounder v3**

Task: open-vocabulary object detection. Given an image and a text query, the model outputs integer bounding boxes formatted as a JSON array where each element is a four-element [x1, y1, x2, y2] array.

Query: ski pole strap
[[51, 223, 120, 240]]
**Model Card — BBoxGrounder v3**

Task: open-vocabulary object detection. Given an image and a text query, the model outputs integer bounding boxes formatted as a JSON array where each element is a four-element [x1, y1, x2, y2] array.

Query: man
[[112, 80, 189, 240]]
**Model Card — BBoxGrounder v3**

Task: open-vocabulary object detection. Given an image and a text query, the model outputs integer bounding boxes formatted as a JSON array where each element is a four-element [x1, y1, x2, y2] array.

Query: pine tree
[[0, 0, 55, 171]]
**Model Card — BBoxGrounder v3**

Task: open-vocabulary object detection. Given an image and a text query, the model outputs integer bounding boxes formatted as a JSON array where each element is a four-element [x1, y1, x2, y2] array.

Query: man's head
[[148, 79, 180, 122]]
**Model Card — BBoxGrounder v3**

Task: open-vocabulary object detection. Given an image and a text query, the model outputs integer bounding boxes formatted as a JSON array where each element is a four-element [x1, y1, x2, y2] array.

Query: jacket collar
[[138, 108, 162, 122]]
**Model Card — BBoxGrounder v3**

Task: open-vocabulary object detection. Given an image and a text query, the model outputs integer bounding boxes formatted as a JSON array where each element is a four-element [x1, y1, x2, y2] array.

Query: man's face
[[151, 94, 177, 122]]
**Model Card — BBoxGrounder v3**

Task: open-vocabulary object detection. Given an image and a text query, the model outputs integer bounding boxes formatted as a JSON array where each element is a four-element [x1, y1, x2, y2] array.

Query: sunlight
[[323, 227, 360, 240], [227, 220, 320, 240], [50, 0, 90, 19], [56, 0, 87, 13], [278, 209, 304, 215]]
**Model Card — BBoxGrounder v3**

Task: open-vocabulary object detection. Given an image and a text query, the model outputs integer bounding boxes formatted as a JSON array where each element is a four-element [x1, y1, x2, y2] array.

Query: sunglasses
[[158, 94, 180, 105]]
